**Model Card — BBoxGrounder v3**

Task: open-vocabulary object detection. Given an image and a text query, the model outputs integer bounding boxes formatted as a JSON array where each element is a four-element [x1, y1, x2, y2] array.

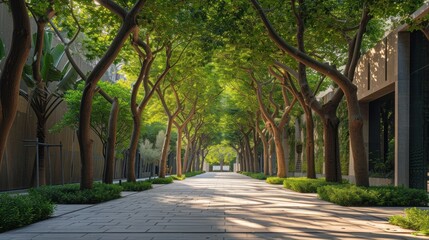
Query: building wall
[[354, 32, 398, 102]]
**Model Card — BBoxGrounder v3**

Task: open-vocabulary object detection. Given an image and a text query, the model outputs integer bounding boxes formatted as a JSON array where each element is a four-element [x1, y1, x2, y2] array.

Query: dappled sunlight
[[4, 172, 420, 240], [125, 172, 415, 237], [227, 217, 266, 229]]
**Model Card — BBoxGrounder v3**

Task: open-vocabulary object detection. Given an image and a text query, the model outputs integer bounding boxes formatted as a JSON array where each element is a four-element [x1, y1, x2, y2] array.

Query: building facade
[[352, 5, 429, 190]]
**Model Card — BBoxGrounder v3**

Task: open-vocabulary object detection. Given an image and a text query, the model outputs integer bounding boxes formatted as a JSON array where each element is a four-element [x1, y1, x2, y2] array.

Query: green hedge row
[[120, 181, 152, 191], [0, 193, 54, 233], [266, 177, 287, 185], [170, 171, 206, 181], [171, 175, 186, 180], [30, 183, 122, 204], [185, 171, 205, 177], [389, 208, 429, 235], [317, 185, 429, 206], [283, 177, 344, 193], [240, 172, 267, 180], [150, 177, 173, 184]]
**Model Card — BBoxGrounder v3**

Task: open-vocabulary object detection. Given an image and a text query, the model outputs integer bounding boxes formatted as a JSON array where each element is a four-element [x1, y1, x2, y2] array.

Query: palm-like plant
[[20, 31, 79, 186]]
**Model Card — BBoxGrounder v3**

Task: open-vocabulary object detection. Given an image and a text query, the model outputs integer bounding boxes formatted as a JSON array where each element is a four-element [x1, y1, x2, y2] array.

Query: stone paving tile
[[1, 172, 427, 239]]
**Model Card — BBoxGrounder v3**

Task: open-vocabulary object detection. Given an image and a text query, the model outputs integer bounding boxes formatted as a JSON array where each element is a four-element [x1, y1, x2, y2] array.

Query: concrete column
[[395, 32, 410, 187]]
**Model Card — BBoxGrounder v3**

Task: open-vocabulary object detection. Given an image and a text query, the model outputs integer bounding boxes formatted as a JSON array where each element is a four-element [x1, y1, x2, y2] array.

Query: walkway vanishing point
[[1, 172, 426, 240]]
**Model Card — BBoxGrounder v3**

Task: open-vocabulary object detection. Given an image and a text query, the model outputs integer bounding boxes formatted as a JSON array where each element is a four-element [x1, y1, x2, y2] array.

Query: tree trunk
[[183, 140, 190, 173], [186, 139, 196, 173], [36, 118, 47, 186], [304, 108, 316, 178], [253, 131, 260, 172], [268, 137, 274, 176], [282, 127, 290, 175], [127, 111, 141, 182], [323, 111, 342, 183], [260, 133, 269, 176], [159, 119, 173, 178], [176, 129, 183, 177], [0, 0, 31, 168], [273, 128, 287, 178], [347, 94, 369, 186], [244, 135, 253, 172], [200, 148, 206, 171], [103, 98, 119, 184]]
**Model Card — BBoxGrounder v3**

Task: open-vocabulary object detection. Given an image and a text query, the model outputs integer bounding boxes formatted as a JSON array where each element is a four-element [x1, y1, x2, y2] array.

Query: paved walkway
[[1, 172, 426, 240]]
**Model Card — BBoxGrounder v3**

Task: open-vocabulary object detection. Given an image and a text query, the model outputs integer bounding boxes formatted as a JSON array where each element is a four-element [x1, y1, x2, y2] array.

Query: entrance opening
[[368, 92, 395, 178]]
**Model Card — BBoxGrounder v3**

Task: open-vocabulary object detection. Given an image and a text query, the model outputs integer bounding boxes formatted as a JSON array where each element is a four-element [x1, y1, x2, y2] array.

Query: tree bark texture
[[103, 98, 119, 184], [323, 111, 342, 182], [0, 0, 31, 169], [159, 119, 173, 178], [273, 128, 287, 177], [304, 109, 316, 178]]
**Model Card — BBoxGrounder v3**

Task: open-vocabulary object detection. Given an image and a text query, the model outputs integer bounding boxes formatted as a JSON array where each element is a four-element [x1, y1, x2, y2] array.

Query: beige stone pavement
[[0, 172, 427, 240]]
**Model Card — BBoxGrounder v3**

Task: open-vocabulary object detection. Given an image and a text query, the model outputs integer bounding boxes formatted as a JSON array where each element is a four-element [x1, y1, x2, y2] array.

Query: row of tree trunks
[[250, 0, 369, 186]]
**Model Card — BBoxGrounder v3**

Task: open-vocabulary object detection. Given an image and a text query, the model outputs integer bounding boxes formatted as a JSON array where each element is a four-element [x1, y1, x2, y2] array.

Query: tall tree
[[77, 0, 146, 189], [249, 70, 296, 178], [0, 0, 31, 168]]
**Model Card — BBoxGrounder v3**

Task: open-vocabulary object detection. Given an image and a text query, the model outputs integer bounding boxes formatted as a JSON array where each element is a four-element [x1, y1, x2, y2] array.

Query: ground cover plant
[[119, 181, 152, 191], [171, 175, 186, 180], [185, 171, 205, 177], [389, 207, 429, 236], [0, 193, 54, 233], [318, 185, 429, 206], [283, 177, 345, 193], [150, 177, 174, 184], [30, 183, 123, 204], [266, 177, 287, 184], [240, 172, 267, 180]]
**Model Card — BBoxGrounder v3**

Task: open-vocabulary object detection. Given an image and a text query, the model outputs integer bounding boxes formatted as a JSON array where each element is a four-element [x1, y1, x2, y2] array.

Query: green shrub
[[171, 175, 186, 181], [0, 193, 54, 233], [150, 177, 173, 184], [241, 172, 267, 180], [184, 171, 205, 177], [283, 177, 344, 193], [389, 208, 429, 235], [266, 177, 287, 185], [318, 185, 429, 206], [30, 183, 123, 204], [120, 181, 152, 191]]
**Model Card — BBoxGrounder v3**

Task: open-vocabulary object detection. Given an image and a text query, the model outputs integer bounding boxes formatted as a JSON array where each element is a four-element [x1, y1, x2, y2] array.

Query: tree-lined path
[[0, 172, 424, 240]]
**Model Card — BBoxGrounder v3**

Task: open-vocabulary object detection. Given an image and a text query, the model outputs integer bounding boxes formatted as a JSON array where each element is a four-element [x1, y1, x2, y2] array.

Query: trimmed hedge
[[150, 177, 173, 184], [318, 185, 429, 206], [241, 172, 267, 180], [120, 181, 152, 191], [283, 177, 344, 193], [185, 171, 205, 177], [30, 183, 123, 204], [171, 175, 186, 181], [389, 208, 429, 235], [266, 177, 287, 185], [0, 193, 54, 233]]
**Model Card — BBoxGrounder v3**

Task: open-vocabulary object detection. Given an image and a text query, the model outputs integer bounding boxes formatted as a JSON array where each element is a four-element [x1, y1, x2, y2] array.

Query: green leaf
[[41, 53, 54, 82], [57, 67, 79, 92], [46, 67, 63, 82], [50, 44, 65, 67], [0, 38, 5, 61], [22, 64, 35, 88], [43, 32, 53, 54]]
